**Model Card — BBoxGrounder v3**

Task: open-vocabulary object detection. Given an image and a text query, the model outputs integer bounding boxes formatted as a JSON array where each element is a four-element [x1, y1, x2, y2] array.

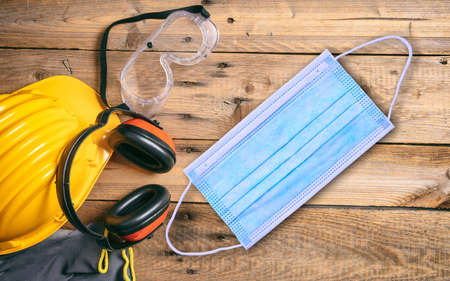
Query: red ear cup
[[104, 185, 170, 242], [121, 208, 169, 242], [123, 119, 176, 153], [108, 119, 176, 173]]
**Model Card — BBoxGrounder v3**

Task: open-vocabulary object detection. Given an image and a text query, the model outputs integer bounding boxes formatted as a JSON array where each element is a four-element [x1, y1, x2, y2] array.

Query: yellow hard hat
[[0, 76, 120, 255]]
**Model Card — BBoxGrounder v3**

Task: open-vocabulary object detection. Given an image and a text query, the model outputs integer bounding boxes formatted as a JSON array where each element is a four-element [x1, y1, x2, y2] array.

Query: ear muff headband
[[56, 106, 170, 249], [56, 122, 107, 242]]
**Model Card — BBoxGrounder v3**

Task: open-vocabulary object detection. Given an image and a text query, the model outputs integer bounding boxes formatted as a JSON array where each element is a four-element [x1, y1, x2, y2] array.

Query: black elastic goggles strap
[[99, 5, 210, 107]]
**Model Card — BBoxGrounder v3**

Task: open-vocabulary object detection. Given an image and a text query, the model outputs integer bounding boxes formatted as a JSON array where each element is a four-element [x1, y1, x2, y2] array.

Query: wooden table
[[1, 1, 449, 280]]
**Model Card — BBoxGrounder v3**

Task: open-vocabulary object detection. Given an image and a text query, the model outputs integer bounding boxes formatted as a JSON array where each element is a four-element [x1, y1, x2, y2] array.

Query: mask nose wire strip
[[335, 35, 413, 120], [165, 181, 243, 256]]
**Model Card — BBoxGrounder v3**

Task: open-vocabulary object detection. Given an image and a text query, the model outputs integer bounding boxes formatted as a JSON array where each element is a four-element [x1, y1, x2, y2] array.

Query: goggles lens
[[120, 11, 219, 118]]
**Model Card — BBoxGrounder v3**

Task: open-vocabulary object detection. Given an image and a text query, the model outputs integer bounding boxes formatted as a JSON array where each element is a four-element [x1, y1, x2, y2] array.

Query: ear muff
[[104, 185, 171, 242], [108, 119, 176, 173]]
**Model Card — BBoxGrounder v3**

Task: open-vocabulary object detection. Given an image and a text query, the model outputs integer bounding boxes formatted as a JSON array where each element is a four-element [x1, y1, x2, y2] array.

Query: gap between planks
[[1, 45, 449, 57]]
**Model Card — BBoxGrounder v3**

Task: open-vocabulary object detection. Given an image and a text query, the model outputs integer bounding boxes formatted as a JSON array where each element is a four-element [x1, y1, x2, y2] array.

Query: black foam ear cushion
[[104, 185, 171, 237], [108, 123, 176, 173]]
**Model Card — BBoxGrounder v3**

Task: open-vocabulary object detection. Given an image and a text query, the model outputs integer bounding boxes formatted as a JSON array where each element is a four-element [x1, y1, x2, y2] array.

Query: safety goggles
[[119, 9, 219, 118]]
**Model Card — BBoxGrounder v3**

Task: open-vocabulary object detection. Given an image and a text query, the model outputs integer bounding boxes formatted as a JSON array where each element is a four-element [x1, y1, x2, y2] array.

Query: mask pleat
[[202, 69, 339, 200], [218, 86, 358, 212], [224, 98, 362, 219]]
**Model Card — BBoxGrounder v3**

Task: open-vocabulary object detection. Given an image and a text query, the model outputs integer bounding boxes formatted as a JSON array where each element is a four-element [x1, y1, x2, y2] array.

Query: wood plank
[[1, 0, 450, 54], [86, 140, 450, 208], [71, 201, 450, 281], [0, 49, 449, 144]]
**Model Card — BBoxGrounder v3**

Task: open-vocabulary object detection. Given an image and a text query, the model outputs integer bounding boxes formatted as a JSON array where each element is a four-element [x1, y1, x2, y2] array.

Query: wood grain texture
[[0, 49, 449, 143], [1, 0, 450, 54], [71, 201, 450, 281], [88, 141, 450, 208], [3, 1, 449, 280]]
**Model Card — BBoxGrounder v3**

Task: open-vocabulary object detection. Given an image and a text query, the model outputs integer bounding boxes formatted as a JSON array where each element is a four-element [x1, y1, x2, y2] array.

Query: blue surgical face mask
[[165, 36, 412, 255]]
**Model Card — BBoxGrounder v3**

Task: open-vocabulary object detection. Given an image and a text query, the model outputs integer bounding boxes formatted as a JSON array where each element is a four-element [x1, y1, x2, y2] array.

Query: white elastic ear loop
[[165, 181, 243, 256], [335, 35, 413, 120]]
